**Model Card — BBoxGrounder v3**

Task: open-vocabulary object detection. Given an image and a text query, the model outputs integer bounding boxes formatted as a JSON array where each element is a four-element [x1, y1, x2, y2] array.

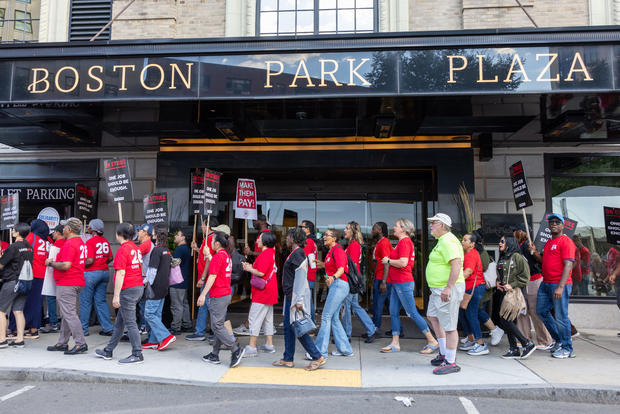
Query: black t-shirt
[[0, 240, 33, 282], [230, 249, 246, 283], [282, 247, 307, 301], [148, 246, 172, 300], [519, 240, 542, 275]]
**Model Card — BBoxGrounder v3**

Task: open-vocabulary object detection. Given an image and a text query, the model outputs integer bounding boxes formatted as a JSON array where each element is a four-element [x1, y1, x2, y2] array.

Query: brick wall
[[111, 0, 226, 40], [409, 0, 463, 31]]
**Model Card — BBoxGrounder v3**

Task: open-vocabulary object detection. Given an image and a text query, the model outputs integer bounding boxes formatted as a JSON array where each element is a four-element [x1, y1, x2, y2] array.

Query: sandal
[[420, 344, 439, 354], [272, 359, 294, 368], [380, 344, 400, 353], [304, 356, 325, 371]]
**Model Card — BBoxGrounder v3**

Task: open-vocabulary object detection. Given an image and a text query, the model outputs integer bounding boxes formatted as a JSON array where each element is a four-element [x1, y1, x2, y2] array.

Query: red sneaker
[[141, 342, 158, 350], [157, 334, 177, 351]]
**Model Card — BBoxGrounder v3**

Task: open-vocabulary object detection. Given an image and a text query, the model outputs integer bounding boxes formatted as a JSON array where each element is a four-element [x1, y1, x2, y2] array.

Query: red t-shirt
[[325, 245, 349, 283], [54, 236, 86, 287], [138, 238, 152, 257], [387, 237, 415, 283], [542, 234, 575, 284], [113, 241, 144, 289], [304, 237, 318, 282], [254, 228, 271, 252], [373, 237, 393, 280], [251, 247, 278, 305], [197, 233, 214, 277], [346, 240, 362, 273], [463, 249, 485, 291], [53, 238, 66, 249], [86, 235, 112, 271], [26, 233, 48, 279], [0, 240, 8, 255], [207, 249, 232, 298]]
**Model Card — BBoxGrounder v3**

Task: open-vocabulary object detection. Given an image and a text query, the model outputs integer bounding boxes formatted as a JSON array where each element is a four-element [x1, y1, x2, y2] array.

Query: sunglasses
[[499, 240, 506, 244], [548, 219, 562, 225], [324, 233, 334, 238]]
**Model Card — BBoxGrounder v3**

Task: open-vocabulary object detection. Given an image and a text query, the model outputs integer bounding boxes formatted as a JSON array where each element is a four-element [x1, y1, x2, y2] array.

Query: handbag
[[169, 265, 184, 285], [498, 254, 527, 321], [460, 260, 480, 310], [484, 261, 497, 288], [14, 259, 33, 296], [250, 264, 275, 290], [291, 309, 316, 338]]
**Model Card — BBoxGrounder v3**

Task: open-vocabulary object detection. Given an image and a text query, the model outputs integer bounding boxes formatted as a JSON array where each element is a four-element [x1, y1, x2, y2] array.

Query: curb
[[1, 368, 619, 404]]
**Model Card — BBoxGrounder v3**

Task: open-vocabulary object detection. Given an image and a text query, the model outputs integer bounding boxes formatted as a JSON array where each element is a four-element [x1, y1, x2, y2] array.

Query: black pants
[[497, 290, 529, 350]]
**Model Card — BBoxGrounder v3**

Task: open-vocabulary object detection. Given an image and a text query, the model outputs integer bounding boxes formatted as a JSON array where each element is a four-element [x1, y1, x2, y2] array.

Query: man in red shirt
[[572, 235, 591, 296], [96, 223, 145, 364], [45, 218, 88, 355], [371, 222, 393, 330], [530, 213, 576, 359], [79, 219, 113, 336], [40, 225, 65, 334]]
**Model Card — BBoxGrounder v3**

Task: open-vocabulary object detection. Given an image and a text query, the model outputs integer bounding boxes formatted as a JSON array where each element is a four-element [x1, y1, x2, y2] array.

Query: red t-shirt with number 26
[[113, 240, 144, 289], [86, 235, 112, 271]]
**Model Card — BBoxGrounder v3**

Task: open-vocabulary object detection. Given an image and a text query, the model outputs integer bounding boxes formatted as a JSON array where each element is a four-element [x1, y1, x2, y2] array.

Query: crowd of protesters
[[0, 210, 611, 373]]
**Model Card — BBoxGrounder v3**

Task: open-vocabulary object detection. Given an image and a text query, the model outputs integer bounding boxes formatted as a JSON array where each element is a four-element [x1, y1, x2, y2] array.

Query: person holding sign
[[95, 223, 145, 364], [197, 231, 245, 368], [45, 218, 88, 355], [0, 223, 33, 349], [529, 213, 577, 359]]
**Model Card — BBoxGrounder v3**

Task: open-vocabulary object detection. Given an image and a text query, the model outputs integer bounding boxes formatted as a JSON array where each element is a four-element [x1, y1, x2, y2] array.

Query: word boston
[[533, 212, 578, 252], [143, 192, 169, 228], [74, 184, 97, 222], [0, 194, 19, 230], [604, 206, 620, 246]]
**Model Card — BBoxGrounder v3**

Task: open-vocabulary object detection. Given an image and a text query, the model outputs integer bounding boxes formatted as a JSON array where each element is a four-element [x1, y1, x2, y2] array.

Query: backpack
[[14, 257, 33, 295], [483, 260, 497, 289], [331, 246, 366, 296]]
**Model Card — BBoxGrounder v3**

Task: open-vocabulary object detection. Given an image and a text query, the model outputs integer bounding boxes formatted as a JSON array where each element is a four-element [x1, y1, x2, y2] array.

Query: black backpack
[[331, 246, 366, 296]]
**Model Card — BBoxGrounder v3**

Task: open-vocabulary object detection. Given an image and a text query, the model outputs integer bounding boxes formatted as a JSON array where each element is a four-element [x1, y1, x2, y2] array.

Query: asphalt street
[[1, 380, 619, 414]]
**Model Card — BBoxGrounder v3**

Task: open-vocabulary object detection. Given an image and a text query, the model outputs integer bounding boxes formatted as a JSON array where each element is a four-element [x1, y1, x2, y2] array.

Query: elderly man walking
[[426, 213, 466, 375]]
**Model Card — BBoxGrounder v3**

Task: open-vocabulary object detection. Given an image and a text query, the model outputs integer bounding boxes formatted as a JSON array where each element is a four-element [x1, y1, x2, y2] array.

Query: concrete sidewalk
[[1, 324, 619, 402]]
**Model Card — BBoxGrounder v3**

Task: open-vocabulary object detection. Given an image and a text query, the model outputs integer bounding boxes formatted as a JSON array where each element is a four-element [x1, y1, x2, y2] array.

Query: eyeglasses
[[299, 225, 307, 229], [548, 219, 562, 225], [499, 240, 506, 244]]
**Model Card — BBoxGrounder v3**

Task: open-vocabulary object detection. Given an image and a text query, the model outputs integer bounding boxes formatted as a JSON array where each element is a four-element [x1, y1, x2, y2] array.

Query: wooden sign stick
[[117, 202, 123, 223], [522, 208, 533, 246]]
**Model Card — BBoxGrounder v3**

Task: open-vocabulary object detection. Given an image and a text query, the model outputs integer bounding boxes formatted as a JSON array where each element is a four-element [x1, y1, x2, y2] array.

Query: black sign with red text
[[190, 170, 205, 216], [509, 161, 533, 210], [604, 206, 620, 246], [104, 158, 133, 202], [534, 212, 578, 252], [204, 169, 222, 216], [74, 183, 97, 221], [0, 194, 19, 230], [143, 192, 169, 228]]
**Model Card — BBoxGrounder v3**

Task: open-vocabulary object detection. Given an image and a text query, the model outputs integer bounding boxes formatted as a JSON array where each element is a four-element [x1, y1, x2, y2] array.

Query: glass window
[[258, 0, 376, 36], [0, 9, 5, 28], [550, 155, 620, 298], [14, 10, 33, 33]]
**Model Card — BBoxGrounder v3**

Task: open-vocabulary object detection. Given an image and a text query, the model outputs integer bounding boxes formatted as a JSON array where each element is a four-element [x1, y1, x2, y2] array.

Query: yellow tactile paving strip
[[218, 366, 362, 387]]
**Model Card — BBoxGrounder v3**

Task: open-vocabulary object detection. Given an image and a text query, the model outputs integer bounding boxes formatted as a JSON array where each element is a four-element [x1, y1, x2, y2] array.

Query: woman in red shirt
[[242, 231, 278, 357], [380, 218, 438, 354], [314, 228, 353, 359], [301, 220, 318, 322], [341, 221, 377, 342], [95, 223, 145, 364]]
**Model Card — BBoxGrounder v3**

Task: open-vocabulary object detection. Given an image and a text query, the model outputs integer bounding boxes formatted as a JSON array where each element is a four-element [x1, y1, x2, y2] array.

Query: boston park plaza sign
[[0, 45, 615, 103]]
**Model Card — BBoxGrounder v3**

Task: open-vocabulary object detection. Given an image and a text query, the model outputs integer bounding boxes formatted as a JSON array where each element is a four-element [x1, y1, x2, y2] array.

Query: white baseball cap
[[427, 213, 452, 227]]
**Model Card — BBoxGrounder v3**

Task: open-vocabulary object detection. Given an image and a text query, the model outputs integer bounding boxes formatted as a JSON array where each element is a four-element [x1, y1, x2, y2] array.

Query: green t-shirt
[[426, 232, 465, 288]]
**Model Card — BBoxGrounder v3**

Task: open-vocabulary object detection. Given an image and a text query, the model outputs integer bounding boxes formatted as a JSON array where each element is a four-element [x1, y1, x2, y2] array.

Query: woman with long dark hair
[[496, 235, 536, 359]]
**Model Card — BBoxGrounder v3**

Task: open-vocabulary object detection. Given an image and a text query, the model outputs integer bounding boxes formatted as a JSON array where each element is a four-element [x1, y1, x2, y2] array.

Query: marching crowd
[[1, 211, 614, 374]]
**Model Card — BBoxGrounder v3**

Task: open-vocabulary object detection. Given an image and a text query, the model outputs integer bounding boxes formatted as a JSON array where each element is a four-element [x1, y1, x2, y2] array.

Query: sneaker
[[95, 348, 112, 360], [304, 352, 313, 361], [430, 353, 445, 366], [331, 349, 354, 357], [40, 324, 60, 334], [157, 335, 176, 351], [459, 337, 469, 345], [181, 327, 194, 333], [9, 341, 25, 348], [64, 344, 88, 355], [549, 342, 561, 353], [139, 326, 148, 335], [99, 330, 113, 336], [233, 325, 251, 336], [259, 344, 276, 353], [458, 340, 476, 351], [118, 354, 144, 364], [433, 361, 461, 375], [0, 340, 8, 349], [202, 352, 221, 364], [501, 348, 521, 359], [552, 348, 575, 359], [490, 327, 505, 346], [364, 331, 378, 344], [185, 333, 206, 341], [230, 346, 245, 368], [141, 342, 159, 350], [24, 331, 39, 339], [520, 341, 536, 360], [571, 331, 580, 338], [467, 342, 489, 356], [536, 343, 554, 351], [243, 345, 258, 357]]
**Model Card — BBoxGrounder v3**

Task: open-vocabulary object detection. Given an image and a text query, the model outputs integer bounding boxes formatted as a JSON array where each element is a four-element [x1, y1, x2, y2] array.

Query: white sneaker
[[459, 337, 469, 345], [490, 327, 505, 346], [331, 349, 354, 357], [467, 342, 489, 356], [243, 345, 257, 357], [458, 340, 476, 351], [304, 352, 313, 360], [259, 344, 276, 353], [233, 325, 251, 336]]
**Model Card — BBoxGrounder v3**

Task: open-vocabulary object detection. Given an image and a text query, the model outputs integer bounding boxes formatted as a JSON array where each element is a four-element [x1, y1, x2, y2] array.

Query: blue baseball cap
[[136, 223, 154, 235], [547, 213, 565, 224]]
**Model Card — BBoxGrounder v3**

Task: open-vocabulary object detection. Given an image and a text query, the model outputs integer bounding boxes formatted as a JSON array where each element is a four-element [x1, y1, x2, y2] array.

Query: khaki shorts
[[248, 302, 275, 336], [427, 283, 465, 332]]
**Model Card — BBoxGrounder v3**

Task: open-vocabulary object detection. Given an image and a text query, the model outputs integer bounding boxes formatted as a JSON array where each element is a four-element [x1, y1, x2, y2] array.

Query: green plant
[[453, 182, 475, 234]]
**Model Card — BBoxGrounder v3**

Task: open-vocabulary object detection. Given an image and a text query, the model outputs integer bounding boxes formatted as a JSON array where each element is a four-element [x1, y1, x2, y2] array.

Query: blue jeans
[[138, 299, 146, 328], [459, 284, 489, 340], [372, 279, 392, 329], [537, 282, 573, 352], [46, 295, 58, 325], [79, 270, 113, 334], [389, 282, 430, 336], [283, 298, 322, 362], [308, 281, 315, 323], [146, 298, 170, 343], [342, 293, 377, 338], [194, 286, 209, 336], [315, 278, 352, 358]]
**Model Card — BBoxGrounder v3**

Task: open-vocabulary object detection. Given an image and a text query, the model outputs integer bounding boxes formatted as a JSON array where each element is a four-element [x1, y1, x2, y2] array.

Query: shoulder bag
[[169, 257, 184, 285], [484, 260, 497, 288], [14, 254, 34, 296], [499, 254, 527, 321], [250, 264, 275, 290], [292, 309, 316, 338]]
